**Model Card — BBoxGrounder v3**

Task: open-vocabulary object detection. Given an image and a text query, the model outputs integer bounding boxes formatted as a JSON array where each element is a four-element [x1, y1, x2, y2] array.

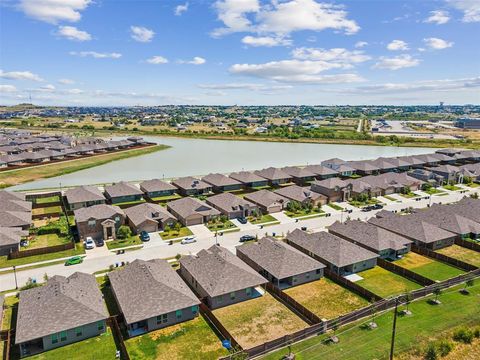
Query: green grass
[[327, 203, 343, 211], [436, 244, 480, 267], [160, 227, 193, 240], [423, 187, 446, 195], [260, 282, 480, 360], [394, 252, 465, 281], [348, 198, 379, 207], [125, 315, 228, 360], [382, 195, 397, 202], [248, 214, 279, 224], [31, 206, 62, 216], [356, 267, 422, 298], [1, 295, 18, 330], [206, 220, 238, 232], [465, 182, 480, 188], [106, 236, 143, 250], [0, 259, 68, 276], [27, 328, 117, 360], [111, 199, 146, 207], [21, 233, 71, 251], [34, 195, 60, 204], [400, 192, 420, 199], [442, 184, 461, 191], [150, 194, 182, 202], [284, 209, 325, 218]]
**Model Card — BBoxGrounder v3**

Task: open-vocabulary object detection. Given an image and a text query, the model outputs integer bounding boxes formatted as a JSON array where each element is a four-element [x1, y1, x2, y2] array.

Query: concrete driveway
[[188, 224, 213, 238]]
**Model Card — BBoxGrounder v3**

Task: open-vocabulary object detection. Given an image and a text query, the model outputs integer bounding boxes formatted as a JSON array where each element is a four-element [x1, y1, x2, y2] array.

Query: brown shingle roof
[[139, 179, 177, 193], [104, 181, 143, 198], [167, 197, 220, 219], [202, 173, 241, 187], [74, 204, 124, 223], [124, 203, 176, 228], [274, 185, 327, 203], [65, 185, 106, 204]]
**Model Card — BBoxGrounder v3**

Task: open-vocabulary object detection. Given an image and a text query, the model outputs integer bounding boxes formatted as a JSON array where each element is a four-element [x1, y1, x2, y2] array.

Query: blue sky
[[0, 0, 479, 106]]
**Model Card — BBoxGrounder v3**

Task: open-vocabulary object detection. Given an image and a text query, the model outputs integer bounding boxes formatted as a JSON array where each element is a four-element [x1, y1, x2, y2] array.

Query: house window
[[246, 287, 252, 296], [306, 273, 310, 279], [60, 331, 67, 342], [156, 314, 168, 324], [217, 295, 223, 304], [97, 321, 104, 331], [230, 292, 236, 300], [292, 276, 297, 283], [88, 220, 96, 227], [176, 310, 183, 319], [115, 216, 120, 223], [75, 327, 83, 337], [51, 334, 58, 344], [192, 305, 198, 315], [316, 269, 321, 274]]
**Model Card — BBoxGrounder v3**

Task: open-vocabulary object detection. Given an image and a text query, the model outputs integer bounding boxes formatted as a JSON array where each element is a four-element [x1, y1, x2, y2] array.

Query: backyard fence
[[324, 268, 383, 302], [199, 302, 242, 351], [107, 316, 130, 360], [412, 245, 478, 271], [0, 329, 13, 360], [8, 242, 74, 259], [455, 237, 480, 253], [26, 191, 62, 206], [377, 258, 435, 286]]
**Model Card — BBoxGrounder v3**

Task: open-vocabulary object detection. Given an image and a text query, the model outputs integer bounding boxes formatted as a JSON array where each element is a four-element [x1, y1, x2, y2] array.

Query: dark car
[[361, 206, 373, 212], [237, 217, 248, 224], [372, 204, 384, 210], [239, 235, 255, 242], [139, 231, 150, 242], [96, 238, 104, 247]]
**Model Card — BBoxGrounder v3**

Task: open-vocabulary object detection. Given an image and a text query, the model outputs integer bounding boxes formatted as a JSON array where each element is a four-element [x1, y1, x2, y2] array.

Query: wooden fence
[[8, 242, 74, 259], [455, 237, 480, 252], [324, 268, 383, 302], [0, 329, 12, 360], [199, 302, 242, 351], [107, 316, 130, 360], [377, 258, 435, 286], [413, 245, 478, 271]]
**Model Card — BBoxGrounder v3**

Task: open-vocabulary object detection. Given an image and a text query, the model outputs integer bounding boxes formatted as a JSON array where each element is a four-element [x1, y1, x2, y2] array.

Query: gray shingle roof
[[167, 197, 220, 219], [172, 176, 211, 191], [281, 166, 316, 179], [0, 211, 32, 228], [124, 203, 176, 227], [206, 192, 257, 213], [311, 177, 349, 189], [74, 204, 124, 223], [108, 259, 199, 325], [244, 189, 288, 208], [16, 272, 108, 344], [202, 173, 241, 187], [303, 164, 338, 177], [229, 171, 267, 184], [254, 167, 292, 181], [139, 179, 177, 193], [0, 227, 28, 247], [274, 185, 327, 203], [65, 185, 106, 204], [104, 181, 143, 198]]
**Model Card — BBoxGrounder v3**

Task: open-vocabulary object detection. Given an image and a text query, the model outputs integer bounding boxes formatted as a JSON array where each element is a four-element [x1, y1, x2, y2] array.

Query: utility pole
[[389, 297, 399, 360], [13, 265, 18, 289]]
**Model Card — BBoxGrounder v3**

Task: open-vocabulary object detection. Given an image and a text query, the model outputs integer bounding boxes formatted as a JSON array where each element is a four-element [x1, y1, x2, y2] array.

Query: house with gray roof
[[244, 189, 289, 213], [124, 203, 176, 234], [281, 166, 316, 185], [202, 173, 242, 193], [229, 171, 269, 189], [310, 178, 352, 202], [345, 160, 380, 176], [429, 164, 462, 184], [254, 167, 292, 186], [167, 197, 220, 226], [65, 185, 106, 211], [206, 192, 258, 219], [0, 210, 32, 230], [0, 227, 28, 256], [321, 158, 356, 177], [396, 155, 425, 168], [139, 179, 177, 199], [104, 181, 144, 204], [16, 272, 108, 356], [370, 158, 399, 173], [274, 185, 327, 207], [172, 176, 212, 196], [286, 229, 378, 275], [179, 245, 267, 309], [108, 259, 200, 337], [236, 236, 325, 289], [329, 220, 412, 259], [303, 164, 338, 179], [74, 204, 125, 241]]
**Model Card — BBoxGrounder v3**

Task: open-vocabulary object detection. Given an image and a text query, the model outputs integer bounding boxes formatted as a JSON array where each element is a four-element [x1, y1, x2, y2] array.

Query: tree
[[174, 222, 182, 232], [461, 277, 475, 295], [117, 225, 132, 239], [403, 290, 413, 314], [163, 224, 171, 233], [432, 287, 442, 304]]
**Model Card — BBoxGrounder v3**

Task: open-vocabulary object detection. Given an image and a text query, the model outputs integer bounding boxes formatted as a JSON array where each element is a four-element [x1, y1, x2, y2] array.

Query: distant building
[[455, 118, 480, 129]]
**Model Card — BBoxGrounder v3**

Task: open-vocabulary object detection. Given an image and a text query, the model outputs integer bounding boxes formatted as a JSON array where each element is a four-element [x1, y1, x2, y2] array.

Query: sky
[[0, 0, 479, 106]]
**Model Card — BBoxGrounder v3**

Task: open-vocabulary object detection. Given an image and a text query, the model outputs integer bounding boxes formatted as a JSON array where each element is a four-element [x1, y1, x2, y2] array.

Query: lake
[[13, 136, 436, 190]]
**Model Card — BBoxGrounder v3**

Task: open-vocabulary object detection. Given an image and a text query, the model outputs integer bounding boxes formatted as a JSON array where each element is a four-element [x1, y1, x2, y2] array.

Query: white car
[[181, 237, 197, 245], [84, 237, 95, 250]]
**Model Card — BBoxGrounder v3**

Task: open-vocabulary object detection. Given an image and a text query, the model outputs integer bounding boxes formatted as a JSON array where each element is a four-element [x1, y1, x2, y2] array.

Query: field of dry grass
[[436, 244, 480, 267]]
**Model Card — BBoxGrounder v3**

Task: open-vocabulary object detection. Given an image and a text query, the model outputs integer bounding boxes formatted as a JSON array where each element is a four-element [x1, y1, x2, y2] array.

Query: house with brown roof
[[104, 181, 144, 204], [430, 164, 462, 184], [15, 272, 108, 356], [244, 189, 289, 213], [202, 173, 242, 193], [108, 259, 200, 337], [281, 166, 316, 185], [172, 176, 212, 196], [139, 179, 177, 199], [254, 167, 292, 186], [179, 245, 267, 309], [74, 204, 125, 241], [65, 185, 106, 211], [286, 229, 378, 275], [206, 192, 258, 219], [310, 178, 352, 202], [124, 203, 176, 234], [345, 160, 380, 176], [236, 236, 325, 289], [303, 164, 338, 180], [274, 185, 327, 207], [321, 158, 356, 177], [167, 197, 220, 226], [229, 171, 269, 189]]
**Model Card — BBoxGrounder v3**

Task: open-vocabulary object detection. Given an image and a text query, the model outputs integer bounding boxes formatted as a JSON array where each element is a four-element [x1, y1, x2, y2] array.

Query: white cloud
[[212, 0, 359, 38], [424, 10, 450, 24], [0, 85, 17, 93], [175, 2, 189, 16], [57, 26, 91, 41], [447, 0, 480, 22], [241, 35, 292, 47], [18, 0, 92, 24], [387, 39, 409, 51], [291, 47, 371, 65], [130, 26, 155, 43], [58, 78, 75, 84], [69, 51, 122, 59], [0, 70, 43, 81], [423, 37, 454, 50], [198, 83, 292, 91], [178, 56, 206, 65], [37, 84, 56, 92], [373, 55, 420, 70], [66, 88, 84, 94], [354, 41, 368, 48], [146, 56, 169, 64]]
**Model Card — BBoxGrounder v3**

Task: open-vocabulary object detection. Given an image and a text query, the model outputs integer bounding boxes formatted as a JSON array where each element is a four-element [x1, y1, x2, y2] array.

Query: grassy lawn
[[423, 188, 446, 195], [348, 198, 379, 208], [27, 328, 118, 360], [248, 214, 279, 225], [1, 295, 18, 330], [260, 282, 480, 360], [112, 199, 146, 207], [106, 236, 143, 250], [21, 233, 71, 251], [160, 227, 193, 240], [150, 194, 183, 202], [356, 267, 422, 298], [400, 192, 420, 199], [465, 182, 480, 188], [125, 315, 228, 360], [32, 206, 62, 216], [382, 195, 398, 202], [34, 195, 60, 204], [442, 184, 462, 191], [436, 244, 480, 267], [327, 203, 343, 211], [394, 252, 465, 281], [284, 209, 325, 218], [213, 292, 308, 349], [284, 278, 369, 320], [206, 220, 238, 232]]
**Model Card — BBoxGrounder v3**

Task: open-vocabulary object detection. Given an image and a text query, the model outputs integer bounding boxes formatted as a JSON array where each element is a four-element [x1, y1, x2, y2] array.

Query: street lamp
[[13, 265, 18, 289]]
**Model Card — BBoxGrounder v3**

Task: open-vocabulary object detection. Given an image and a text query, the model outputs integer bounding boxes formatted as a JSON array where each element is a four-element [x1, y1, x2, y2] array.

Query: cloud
[[178, 56, 206, 65], [354, 41, 368, 48], [212, 0, 359, 38], [58, 78, 75, 84], [291, 47, 371, 65], [387, 39, 409, 51], [242, 35, 292, 47], [198, 83, 292, 91], [0, 70, 43, 81], [423, 37, 454, 49], [130, 26, 155, 43], [0, 85, 17, 93], [57, 26, 91, 41], [446, 0, 480, 22], [175, 2, 189, 16], [373, 54, 420, 70], [65, 88, 84, 94], [36, 84, 56, 92], [69, 51, 122, 59], [146, 56, 169, 64], [18, 0, 92, 24], [424, 10, 450, 24]]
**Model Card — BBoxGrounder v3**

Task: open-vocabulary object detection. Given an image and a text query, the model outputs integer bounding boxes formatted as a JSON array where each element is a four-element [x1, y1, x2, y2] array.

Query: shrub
[[473, 327, 480, 338], [453, 328, 474, 344], [117, 225, 132, 240], [424, 343, 437, 360], [436, 340, 453, 357]]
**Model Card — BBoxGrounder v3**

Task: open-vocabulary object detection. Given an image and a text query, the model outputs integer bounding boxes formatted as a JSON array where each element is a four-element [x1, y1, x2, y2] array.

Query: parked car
[[181, 237, 197, 245], [237, 217, 248, 224], [239, 235, 255, 242], [139, 231, 150, 242], [372, 204, 384, 210], [65, 256, 83, 266], [96, 238, 104, 247], [84, 237, 95, 250], [361, 206, 373, 212]]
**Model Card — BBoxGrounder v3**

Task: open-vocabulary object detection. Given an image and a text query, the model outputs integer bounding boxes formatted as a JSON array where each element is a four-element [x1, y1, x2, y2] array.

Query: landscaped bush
[[32, 215, 70, 237], [473, 327, 480, 338], [453, 328, 474, 344], [117, 225, 132, 240], [424, 343, 437, 360], [436, 339, 453, 357]]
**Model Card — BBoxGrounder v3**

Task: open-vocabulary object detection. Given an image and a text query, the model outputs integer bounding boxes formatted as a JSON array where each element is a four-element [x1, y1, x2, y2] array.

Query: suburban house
[[0, 191, 32, 230], [414, 154, 441, 167], [244, 189, 289, 213], [254, 167, 293, 186], [172, 176, 212, 196], [202, 173, 243, 193], [15, 272, 108, 357], [64, 185, 106, 211], [179, 245, 267, 309], [286, 229, 378, 275], [167, 197, 220, 226], [396, 155, 425, 168], [321, 158, 356, 177], [281, 166, 316, 185], [310, 178, 352, 202], [108, 259, 200, 337], [139, 179, 177, 199], [329, 220, 412, 260], [345, 160, 380, 176], [430, 153, 456, 164], [104, 181, 144, 205], [459, 164, 480, 182], [303, 164, 339, 179], [430, 165, 462, 184], [408, 168, 445, 187], [206, 192, 258, 219], [229, 171, 269, 189], [0, 227, 28, 256], [348, 172, 423, 197], [274, 185, 327, 207], [124, 203, 176, 233], [370, 158, 399, 173], [74, 204, 125, 241], [236, 236, 325, 289], [347, 178, 383, 198]]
